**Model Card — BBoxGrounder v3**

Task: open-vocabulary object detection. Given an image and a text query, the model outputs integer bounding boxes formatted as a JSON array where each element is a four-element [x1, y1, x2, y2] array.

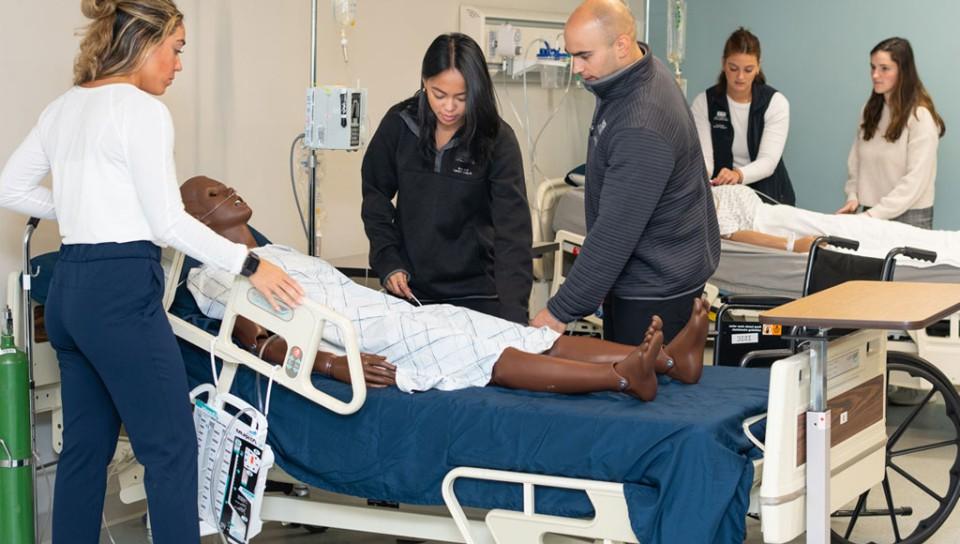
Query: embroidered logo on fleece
[[591, 118, 608, 146], [711, 110, 729, 130]]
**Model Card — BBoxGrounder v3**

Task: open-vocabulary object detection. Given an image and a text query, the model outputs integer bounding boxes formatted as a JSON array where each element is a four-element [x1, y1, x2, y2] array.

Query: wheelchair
[[714, 236, 960, 543]]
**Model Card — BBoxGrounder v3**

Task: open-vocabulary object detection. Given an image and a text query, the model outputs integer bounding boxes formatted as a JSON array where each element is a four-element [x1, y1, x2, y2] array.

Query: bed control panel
[[246, 288, 293, 321]]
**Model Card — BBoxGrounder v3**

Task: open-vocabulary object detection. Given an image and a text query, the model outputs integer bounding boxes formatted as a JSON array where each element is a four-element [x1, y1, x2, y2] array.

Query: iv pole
[[307, 0, 320, 256]]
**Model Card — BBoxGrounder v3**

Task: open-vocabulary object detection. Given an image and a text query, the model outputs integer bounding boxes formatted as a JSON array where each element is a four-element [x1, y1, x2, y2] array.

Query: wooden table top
[[759, 281, 960, 330]]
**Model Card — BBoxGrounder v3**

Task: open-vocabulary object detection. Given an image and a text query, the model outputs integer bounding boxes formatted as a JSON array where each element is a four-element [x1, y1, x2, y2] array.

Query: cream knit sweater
[[844, 104, 940, 219]]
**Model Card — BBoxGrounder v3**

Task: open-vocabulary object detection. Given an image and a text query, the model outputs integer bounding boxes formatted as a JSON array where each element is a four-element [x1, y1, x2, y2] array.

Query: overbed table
[[760, 281, 960, 543]]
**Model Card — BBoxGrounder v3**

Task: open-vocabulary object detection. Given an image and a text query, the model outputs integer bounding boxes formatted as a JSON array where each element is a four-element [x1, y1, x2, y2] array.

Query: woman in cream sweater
[[838, 37, 946, 228]]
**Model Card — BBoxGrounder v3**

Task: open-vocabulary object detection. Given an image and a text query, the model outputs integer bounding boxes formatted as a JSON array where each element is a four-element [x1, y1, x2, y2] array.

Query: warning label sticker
[[762, 324, 782, 336]]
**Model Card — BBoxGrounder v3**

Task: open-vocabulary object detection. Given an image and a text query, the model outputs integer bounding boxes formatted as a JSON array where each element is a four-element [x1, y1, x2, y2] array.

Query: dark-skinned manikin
[[180, 176, 708, 401]]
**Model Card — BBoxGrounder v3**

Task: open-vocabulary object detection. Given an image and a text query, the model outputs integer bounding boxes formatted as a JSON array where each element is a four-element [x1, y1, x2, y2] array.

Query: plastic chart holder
[[192, 385, 274, 544]]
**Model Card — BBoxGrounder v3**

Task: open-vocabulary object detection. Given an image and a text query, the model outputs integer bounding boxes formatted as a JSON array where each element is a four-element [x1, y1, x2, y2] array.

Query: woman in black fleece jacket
[[361, 33, 532, 324]]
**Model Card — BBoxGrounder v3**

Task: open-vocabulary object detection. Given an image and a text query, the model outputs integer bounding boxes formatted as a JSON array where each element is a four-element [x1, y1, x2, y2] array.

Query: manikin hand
[[321, 352, 397, 388], [710, 167, 743, 186], [249, 258, 304, 311], [385, 271, 415, 301], [836, 199, 859, 214], [531, 308, 566, 334], [793, 235, 819, 254], [233, 316, 268, 351]]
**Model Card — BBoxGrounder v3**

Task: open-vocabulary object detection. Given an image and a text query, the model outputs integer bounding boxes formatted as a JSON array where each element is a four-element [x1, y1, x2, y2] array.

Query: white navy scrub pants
[[44, 242, 199, 544]]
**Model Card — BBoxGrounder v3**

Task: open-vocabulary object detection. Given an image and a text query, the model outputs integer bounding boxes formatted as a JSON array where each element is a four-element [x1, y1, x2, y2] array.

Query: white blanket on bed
[[711, 185, 958, 268], [753, 204, 959, 268], [187, 245, 561, 393]]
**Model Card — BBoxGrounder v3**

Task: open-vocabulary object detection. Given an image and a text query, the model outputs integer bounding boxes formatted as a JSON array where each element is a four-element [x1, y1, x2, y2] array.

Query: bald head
[[568, 0, 637, 43], [565, 0, 642, 81]]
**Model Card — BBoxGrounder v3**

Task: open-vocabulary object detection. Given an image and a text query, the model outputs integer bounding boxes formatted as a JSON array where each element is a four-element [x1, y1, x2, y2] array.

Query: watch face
[[243, 253, 260, 277]]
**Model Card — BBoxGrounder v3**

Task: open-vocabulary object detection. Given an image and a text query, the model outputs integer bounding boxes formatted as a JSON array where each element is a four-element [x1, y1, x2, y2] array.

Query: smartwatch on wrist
[[240, 252, 261, 277]]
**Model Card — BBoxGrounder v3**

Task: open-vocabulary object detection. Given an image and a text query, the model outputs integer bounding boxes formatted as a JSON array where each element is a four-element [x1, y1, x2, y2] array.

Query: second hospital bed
[[6, 227, 921, 543], [536, 179, 960, 386]]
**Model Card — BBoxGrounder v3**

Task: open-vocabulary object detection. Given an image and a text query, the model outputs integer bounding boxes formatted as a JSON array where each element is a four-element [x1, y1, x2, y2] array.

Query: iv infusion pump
[[304, 85, 367, 151]]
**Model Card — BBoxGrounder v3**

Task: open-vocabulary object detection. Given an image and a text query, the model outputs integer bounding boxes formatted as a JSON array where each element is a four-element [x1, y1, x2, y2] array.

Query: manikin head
[[564, 0, 641, 82], [180, 176, 252, 233]]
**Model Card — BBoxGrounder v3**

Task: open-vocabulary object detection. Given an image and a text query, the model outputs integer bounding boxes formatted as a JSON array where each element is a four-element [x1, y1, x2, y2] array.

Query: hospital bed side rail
[[212, 276, 367, 415], [156, 246, 367, 415]]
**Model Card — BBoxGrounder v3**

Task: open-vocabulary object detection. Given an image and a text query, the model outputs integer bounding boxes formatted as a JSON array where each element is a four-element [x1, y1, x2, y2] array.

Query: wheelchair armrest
[[721, 295, 795, 309], [898, 246, 937, 264], [740, 348, 795, 368]]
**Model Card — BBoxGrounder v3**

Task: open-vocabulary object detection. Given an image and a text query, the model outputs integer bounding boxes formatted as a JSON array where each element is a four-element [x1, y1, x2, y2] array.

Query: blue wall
[[647, 1, 959, 227]]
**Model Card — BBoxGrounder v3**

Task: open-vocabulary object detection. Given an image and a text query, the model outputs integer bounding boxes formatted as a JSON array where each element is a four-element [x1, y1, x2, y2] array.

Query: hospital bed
[[3, 223, 928, 543], [532, 180, 960, 542], [535, 178, 960, 384]]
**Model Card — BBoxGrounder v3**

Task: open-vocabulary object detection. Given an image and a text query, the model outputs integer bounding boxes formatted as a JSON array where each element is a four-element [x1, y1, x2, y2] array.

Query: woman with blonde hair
[[838, 37, 946, 228], [0, 1, 302, 542]]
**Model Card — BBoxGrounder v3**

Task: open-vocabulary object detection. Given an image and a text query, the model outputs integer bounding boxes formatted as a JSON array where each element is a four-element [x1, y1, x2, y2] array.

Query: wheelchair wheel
[[831, 352, 960, 543]]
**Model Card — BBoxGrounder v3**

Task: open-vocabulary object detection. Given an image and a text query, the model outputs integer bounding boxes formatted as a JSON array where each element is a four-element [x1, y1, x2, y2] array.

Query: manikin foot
[[660, 298, 708, 384], [642, 315, 662, 343], [613, 322, 663, 401]]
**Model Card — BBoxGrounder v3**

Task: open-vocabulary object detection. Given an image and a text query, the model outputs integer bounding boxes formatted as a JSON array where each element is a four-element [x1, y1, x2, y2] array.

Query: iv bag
[[666, 0, 686, 70], [334, 0, 357, 28]]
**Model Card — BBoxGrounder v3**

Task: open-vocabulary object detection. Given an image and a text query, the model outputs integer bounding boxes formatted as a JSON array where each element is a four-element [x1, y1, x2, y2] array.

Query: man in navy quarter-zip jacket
[[532, 0, 720, 343]]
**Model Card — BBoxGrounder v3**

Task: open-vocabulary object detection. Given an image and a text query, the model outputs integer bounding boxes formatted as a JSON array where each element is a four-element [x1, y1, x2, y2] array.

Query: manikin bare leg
[[544, 298, 708, 384], [490, 321, 664, 401]]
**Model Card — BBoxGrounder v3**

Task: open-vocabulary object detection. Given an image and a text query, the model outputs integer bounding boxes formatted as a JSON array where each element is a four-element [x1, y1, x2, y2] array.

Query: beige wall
[[0, 0, 645, 309]]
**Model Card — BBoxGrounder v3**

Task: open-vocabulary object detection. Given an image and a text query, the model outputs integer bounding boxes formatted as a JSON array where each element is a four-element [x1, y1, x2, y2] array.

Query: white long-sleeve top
[[691, 91, 790, 184], [0, 84, 246, 273], [844, 104, 939, 220]]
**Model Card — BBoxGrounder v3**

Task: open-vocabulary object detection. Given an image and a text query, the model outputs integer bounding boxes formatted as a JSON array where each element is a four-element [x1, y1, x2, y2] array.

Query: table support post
[[807, 332, 831, 543]]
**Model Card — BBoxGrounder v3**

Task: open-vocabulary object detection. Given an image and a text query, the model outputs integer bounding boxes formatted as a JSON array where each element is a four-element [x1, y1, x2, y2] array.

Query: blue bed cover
[[176, 316, 768, 543], [32, 243, 769, 544]]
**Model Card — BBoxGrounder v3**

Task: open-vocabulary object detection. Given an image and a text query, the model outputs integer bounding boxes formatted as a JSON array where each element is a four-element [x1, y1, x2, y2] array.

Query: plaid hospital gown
[[187, 244, 561, 392]]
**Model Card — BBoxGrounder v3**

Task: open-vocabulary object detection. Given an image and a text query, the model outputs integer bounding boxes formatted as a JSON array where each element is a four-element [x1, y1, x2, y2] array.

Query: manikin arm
[[232, 315, 396, 388], [725, 231, 816, 253]]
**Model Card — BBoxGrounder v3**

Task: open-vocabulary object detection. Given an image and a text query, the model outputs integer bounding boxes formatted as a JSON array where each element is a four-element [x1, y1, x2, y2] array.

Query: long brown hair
[[73, 0, 183, 86], [715, 27, 766, 91], [861, 37, 946, 142]]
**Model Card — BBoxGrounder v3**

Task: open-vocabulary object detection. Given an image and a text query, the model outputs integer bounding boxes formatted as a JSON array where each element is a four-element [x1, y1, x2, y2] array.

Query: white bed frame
[[6, 247, 891, 543]]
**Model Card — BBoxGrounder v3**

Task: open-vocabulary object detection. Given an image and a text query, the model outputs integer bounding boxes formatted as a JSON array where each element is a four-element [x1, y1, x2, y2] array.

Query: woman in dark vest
[[691, 27, 795, 205]]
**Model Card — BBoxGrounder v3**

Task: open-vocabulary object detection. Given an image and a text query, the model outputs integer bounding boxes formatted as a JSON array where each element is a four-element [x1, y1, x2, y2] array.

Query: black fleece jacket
[[360, 104, 532, 323]]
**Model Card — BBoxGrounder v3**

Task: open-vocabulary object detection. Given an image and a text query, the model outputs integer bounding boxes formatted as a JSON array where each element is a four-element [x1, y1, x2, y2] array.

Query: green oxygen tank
[[0, 305, 34, 544]]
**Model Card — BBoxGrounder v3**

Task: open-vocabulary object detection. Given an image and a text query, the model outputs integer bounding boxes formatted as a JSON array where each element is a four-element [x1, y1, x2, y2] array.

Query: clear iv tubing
[[528, 40, 574, 186], [498, 37, 575, 190], [520, 38, 547, 156], [520, 38, 575, 188]]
